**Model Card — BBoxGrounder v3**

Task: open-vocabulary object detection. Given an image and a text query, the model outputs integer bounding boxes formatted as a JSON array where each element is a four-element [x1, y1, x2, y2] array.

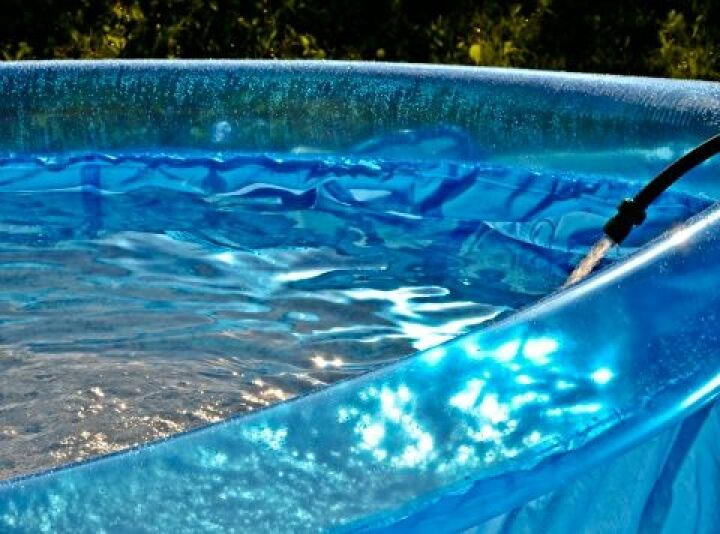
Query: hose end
[[603, 198, 647, 245]]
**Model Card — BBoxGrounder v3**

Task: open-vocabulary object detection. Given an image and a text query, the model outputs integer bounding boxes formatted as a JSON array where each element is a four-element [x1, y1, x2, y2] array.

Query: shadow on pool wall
[[0, 61, 719, 532]]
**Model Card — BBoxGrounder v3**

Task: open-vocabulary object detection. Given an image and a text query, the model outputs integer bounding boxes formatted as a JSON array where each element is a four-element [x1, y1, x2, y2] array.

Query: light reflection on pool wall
[[332, 331, 616, 476]]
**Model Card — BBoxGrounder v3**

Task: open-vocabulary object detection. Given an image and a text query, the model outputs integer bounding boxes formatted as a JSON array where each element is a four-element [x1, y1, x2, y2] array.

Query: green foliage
[[426, 2, 555, 68], [1, 0, 719, 80], [653, 9, 718, 78]]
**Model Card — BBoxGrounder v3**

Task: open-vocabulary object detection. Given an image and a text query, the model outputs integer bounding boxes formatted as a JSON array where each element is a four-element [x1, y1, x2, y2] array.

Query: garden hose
[[604, 133, 720, 245], [566, 133, 720, 286]]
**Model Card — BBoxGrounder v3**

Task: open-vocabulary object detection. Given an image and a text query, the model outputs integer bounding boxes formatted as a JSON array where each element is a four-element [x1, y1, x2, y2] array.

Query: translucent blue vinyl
[[0, 62, 719, 532]]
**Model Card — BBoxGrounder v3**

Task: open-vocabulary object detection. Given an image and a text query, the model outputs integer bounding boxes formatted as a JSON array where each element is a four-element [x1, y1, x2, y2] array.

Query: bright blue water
[[0, 131, 710, 479]]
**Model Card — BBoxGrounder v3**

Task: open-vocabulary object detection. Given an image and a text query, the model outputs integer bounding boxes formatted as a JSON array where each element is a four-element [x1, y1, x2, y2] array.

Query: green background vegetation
[[2, 1, 719, 80]]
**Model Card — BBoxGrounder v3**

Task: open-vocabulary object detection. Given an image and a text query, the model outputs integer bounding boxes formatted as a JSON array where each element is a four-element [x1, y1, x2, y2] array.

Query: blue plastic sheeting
[[0, 62, 719, 532], [471, 401, 720, 534]]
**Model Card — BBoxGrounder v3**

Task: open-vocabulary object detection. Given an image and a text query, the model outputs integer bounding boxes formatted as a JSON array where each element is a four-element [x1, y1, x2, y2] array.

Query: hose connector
[[603, 198, 647, 245]]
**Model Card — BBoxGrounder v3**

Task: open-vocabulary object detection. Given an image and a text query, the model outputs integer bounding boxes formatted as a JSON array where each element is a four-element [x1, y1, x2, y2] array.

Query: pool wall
[[2, 61, 720, 184]]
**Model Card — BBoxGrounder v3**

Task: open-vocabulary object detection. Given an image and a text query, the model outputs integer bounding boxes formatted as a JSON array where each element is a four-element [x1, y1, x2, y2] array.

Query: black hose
[[603, 133, 720, 244]]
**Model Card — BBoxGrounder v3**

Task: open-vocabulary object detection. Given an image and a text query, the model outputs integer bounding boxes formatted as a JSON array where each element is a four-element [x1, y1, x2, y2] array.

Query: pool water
[[0, 132, 709, 479]]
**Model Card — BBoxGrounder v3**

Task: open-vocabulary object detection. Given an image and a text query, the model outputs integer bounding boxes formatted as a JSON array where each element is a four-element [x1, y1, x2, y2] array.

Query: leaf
[[468, 43, 482, 64]]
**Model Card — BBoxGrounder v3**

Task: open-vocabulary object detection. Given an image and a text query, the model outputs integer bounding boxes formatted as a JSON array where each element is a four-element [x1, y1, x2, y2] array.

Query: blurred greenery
[[1, 0, 718, 80]]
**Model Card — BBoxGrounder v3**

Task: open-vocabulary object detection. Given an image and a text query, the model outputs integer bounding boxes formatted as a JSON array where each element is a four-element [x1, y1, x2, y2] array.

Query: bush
[[1, 0, 718, 80]]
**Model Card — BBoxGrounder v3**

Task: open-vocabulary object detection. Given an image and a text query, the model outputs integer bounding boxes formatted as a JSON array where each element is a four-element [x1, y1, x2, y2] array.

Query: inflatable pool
[[0, 61, 719, 532]]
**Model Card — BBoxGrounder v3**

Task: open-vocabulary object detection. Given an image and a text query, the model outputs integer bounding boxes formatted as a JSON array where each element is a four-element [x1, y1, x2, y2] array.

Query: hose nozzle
[[603, 198, 647, 245]]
